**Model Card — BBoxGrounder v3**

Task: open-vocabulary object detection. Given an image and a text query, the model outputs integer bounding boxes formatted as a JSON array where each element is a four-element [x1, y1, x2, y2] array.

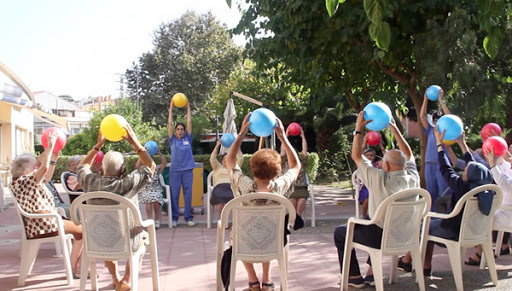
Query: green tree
[[62, 99, 163, 155], [125, 11, 242, 126], [228, 0, 512, 182]]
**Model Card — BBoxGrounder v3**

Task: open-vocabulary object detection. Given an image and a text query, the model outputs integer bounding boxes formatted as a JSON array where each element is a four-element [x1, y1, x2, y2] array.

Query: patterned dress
[[139, 165, 165, 205], [11, 173, 59, 238]]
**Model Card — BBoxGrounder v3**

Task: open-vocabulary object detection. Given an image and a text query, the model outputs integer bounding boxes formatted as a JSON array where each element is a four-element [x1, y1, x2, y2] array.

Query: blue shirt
[[423, 125, 438, 163], [168, 132, 195, 171]]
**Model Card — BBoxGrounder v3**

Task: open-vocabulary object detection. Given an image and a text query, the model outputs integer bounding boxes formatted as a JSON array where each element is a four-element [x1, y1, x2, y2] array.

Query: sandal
[[115, 281, 132, 291], [464, 253, 481, 266], [244, 281, 261, 291], [262, 282, 275, 290]]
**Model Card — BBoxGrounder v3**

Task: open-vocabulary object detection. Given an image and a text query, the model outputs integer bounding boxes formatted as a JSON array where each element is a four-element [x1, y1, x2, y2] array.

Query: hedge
[[51, 152, 319, 183]]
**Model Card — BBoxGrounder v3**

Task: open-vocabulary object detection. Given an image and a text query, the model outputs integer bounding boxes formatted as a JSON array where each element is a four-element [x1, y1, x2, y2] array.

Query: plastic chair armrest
[[426, 211, 456, 220]]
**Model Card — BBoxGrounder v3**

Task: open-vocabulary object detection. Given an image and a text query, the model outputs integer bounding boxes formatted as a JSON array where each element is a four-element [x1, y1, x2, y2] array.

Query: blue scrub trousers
[[425, 162, 451, 211], [169, 169, 194, 222]]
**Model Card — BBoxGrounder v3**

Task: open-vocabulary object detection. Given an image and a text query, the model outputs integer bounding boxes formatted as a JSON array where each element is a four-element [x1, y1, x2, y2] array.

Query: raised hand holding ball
[[481, 123, 502, 141], [100, 114, 128, 142], [363, 102, 392, 131], [426, 85, 442, 101], [483, 136, 508, 157], [436, 114, 463, 141], [248, 108, 277, 137], [144, 141, 159, 155], [287, 122, 302, 136], [172, 93, 188, 108], [93, 150, 104, 164], [366, 131, 381, 146], [41, 127, 67, 153]]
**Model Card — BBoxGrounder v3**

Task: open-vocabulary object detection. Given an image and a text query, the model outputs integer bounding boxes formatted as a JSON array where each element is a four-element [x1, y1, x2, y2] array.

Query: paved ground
[[1, 184, 512, 290]]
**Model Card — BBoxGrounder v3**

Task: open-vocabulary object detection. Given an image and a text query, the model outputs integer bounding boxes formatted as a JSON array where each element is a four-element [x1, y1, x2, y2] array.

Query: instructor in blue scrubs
[[168, 94, 196, 227]]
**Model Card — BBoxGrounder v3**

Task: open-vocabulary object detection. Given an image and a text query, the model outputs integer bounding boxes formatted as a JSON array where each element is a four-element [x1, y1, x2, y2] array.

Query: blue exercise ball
[[437, 114, 463, 141], [426, 85, 442, 101], [144, 141, 159, 155], [363, 102, 392, 131], [249, 108, 277, 137], [221, 133, 235, 148]]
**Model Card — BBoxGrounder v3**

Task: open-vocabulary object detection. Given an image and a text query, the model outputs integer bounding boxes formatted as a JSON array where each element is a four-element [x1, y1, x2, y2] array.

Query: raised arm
[[419, 92, 429, 130], [388, 117, 414, 162], [276, 118, 301, 179], [157, 147, 167, 169], [300, 127, 308, 156], [351, 111, 371, 165], [168, 98, 174, 138], [123, 124, 156, 174], [210, 139, 222, 170], [80, 130, 106, 168], [226, 112, 251, 174], [35, 132, 57, 184], [438, 88, 450, 115], [186, 101, 192, 135]]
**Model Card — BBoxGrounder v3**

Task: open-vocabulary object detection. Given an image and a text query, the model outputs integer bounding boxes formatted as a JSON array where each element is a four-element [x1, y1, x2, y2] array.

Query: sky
[[0, 0, 243, 100]]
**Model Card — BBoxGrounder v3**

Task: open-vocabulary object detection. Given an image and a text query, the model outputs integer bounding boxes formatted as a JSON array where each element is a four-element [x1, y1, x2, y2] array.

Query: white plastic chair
[[216, 192, 296, 291], [304, 174, 316, 227], [158, 171, 173, 228], [351, 171, 361, 218], [341, 188, 432, 291], [492, 205, 512, 259], [206, 171, 215, 228], [70, 191, 159, 291], [14, 201, 74, 286], [61, 171, 83, 203], [420, 184, 503, 291]]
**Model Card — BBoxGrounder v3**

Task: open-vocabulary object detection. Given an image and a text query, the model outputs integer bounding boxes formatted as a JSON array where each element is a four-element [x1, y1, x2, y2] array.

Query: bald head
[[381, 149, 407, 172]]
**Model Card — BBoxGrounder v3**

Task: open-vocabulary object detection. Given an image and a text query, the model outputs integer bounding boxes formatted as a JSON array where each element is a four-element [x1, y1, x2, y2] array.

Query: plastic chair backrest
[[60, 171, 82, 194], [371, 188, 431, 252], [221, 192, 296, 262], [351, 171, 360, 217], [70, 191, 145, 259], [456, 184, 503, 244]]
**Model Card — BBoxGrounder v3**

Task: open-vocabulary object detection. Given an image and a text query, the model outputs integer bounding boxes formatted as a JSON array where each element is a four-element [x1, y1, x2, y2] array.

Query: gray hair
[[102, 151, 124, 176], [67, 156, 81, 167], [11, 153, 37, 178]]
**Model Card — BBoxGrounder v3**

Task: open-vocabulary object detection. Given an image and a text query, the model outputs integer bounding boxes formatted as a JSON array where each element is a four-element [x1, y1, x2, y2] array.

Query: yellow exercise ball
[[173, 93, 188, 108], [443, 139, 456, 145], [100, 114, 128, 142]]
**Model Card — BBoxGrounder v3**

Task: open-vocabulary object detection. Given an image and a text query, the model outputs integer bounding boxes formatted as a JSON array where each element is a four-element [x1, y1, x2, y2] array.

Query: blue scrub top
[[423, 125, 438, 163], [168, 132, 195, 171]]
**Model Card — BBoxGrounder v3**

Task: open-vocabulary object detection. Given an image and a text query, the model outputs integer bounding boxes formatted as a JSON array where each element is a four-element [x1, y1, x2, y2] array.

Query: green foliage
[[316, 126, 353, 182], [126, 11, 242, 126], [62, 99, 163, 155]]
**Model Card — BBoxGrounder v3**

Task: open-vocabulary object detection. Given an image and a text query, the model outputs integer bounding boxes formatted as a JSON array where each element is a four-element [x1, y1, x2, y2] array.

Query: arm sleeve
[[439, 150, 467, 197], [491, 166, 512, 193]]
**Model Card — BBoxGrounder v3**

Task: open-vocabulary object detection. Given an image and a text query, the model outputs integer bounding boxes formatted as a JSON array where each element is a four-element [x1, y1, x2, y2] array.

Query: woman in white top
[[209, 139, 243, 219]]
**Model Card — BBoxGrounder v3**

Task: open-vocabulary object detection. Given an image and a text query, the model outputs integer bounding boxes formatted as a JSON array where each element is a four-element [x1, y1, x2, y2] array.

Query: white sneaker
[[171, 221, 177, 227], [186, 221, 196, 227], [155, 220, 160, 229]]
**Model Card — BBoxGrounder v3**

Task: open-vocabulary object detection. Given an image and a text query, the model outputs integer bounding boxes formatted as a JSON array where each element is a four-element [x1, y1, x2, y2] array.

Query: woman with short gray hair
[[10, 132, 83, 278]]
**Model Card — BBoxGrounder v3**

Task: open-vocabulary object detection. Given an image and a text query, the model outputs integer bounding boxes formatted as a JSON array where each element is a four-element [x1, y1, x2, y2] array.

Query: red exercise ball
[[481, 123, 502, 141], [483, 136, 508, 157], [93, 150, 104, 165], [287, 122, 302, 136], [366, 131, 381, 146], [41, 127, 67, 153]]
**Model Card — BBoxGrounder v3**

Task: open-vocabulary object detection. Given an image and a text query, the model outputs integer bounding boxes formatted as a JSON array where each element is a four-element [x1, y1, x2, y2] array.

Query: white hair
[[102, 151, 124, 176], [11, 153, 37, 178]]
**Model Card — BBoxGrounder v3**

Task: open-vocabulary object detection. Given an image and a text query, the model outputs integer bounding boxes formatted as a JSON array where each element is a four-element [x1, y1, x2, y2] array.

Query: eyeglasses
[[176, 128, 185, 131]]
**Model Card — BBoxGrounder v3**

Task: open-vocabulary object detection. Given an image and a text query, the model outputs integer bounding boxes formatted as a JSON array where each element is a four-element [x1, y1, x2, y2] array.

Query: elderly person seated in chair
[[10, 132, 84, 278], [65, 156, 83, 192], [77, 126, 156, 291], [334, 112, 420, 288], [224, 112, 301, 291], [398, 129, 493, 276]]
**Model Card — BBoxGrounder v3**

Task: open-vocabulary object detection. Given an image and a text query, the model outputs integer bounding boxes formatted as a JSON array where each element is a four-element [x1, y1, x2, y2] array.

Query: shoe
[[171, 221, 177, 227], [244, 281, 260, 291], [262, 282, 274, 290], [397, 256, 412, 272], [465, 252, 481, 266], [500, 247, 510, 255], [347, 277, 365, 289], [423, 268, 431, 276], [115, 281, 131, 291], [155, 220, 160, 229], [363, 274, 375, 286], [186, 220, 196, 227]]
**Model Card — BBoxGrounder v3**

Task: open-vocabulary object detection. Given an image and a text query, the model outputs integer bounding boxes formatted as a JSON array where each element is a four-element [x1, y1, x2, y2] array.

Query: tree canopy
[[125, 11, 242, 126]]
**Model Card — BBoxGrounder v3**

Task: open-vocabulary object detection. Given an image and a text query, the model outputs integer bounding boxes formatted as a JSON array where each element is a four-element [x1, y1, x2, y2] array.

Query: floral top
[[11, 173, 59, 238]]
